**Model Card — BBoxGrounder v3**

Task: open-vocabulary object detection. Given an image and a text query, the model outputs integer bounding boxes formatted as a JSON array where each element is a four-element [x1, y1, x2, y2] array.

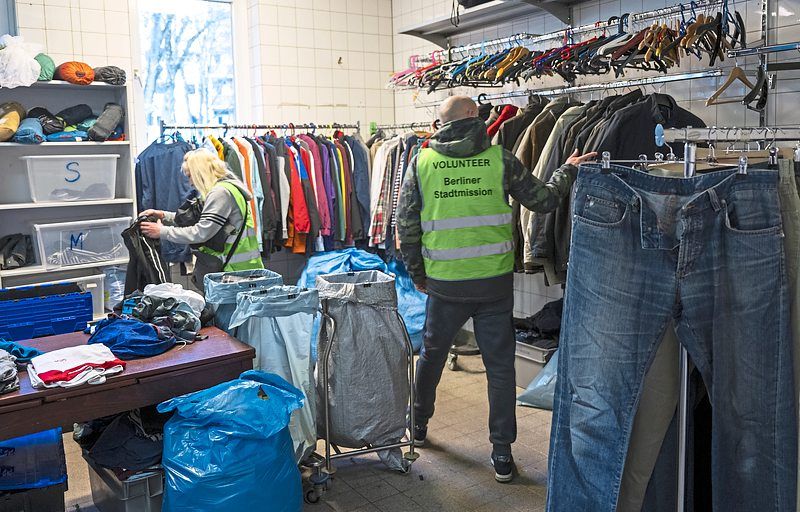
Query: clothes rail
[[410, 0, 726, 65], [374, 122, 436, 130], [159, 120, 361, 137], [442, 33, 541, 59], [663, 125, 800, 142], [413, 69, 724, 108], [536, 0, 726, 45], [728, 41, 800, 58]]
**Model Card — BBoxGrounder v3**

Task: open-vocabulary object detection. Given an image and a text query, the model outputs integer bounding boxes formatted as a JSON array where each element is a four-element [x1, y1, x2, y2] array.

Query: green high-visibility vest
[[417, 145, 513, 281], [198, 181, 264, 271]]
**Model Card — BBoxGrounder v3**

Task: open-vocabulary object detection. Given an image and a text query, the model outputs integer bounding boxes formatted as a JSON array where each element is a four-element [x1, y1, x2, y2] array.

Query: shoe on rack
[[413, 424, 428, 447], [491, 453, 516, 483]]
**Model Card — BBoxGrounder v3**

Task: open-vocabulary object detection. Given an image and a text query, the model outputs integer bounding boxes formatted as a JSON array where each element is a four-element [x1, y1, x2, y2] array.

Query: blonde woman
[[140, 148, 263, 290]]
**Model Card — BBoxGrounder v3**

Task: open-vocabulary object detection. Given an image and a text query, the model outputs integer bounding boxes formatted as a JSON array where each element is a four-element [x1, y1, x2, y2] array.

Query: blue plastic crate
[[0, 429, 67, 491], [0, 284, 92, 341]]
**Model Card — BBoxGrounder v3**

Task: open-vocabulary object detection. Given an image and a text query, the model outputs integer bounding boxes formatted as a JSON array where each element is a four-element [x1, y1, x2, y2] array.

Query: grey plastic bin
[[515, 341, 556, 388], [85, 457, 163, 512]]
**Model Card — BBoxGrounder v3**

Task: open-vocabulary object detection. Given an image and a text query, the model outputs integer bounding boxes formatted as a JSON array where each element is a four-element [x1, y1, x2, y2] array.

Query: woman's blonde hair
[[182, 148, 229, 198]]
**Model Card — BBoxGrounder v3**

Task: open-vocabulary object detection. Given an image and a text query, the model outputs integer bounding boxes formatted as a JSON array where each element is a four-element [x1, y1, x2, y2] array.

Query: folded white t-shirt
[[28, 344, 125, 389]]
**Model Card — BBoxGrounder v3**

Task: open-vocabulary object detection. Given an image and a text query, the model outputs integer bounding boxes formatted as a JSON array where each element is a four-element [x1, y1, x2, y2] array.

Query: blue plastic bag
[[158, 371, 304, 512], [517, 350, 559, 410], [297, 249, 426, 350]]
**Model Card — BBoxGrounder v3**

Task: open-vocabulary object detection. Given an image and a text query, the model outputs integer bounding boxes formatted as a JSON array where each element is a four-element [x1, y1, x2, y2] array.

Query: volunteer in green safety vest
[[397, 95, 596, 483], [140, 148, 264, 290]]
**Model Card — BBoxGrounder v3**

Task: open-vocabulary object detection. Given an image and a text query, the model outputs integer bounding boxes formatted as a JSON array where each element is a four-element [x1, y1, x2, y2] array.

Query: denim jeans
[[414, 293, 516, 454], [778, 159, 800, 506], [547, 165, 796, 511]]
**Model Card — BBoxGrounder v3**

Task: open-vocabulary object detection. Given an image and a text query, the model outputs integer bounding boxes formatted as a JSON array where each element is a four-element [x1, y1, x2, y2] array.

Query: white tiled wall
[[391, 0, 800, 318], [246, 0, 396, 132]]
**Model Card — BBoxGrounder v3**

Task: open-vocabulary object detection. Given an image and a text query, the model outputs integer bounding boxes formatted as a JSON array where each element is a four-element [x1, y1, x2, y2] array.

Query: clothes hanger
[[706, 66, 755, 106]]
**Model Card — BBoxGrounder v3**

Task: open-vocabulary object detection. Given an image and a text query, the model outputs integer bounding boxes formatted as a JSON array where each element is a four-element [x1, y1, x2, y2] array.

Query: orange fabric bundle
[[54, 61, 95, 85]]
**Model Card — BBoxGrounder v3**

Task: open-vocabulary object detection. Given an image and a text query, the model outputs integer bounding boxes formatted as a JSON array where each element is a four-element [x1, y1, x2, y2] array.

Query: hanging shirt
[[299, 135, 331, 237], [324, 140, 344, 242], [207, 135, 225, 159], [284, 142, 308, 254], [369, 137, 400, 240], [234, 137, 265, 251]]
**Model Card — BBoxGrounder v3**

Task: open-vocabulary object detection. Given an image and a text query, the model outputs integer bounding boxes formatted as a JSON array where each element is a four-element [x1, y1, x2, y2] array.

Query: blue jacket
[[136, 141, 195, 263]]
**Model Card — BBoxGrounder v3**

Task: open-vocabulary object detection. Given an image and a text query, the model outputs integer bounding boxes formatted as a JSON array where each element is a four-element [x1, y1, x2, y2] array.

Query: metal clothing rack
[[664, 126, 800, 143], [373, 122, 438, 134], [728, 41, 800, 58], [159, 120, 361, 138], [414, 69, 724, 108], [413, 0, 727, 66]]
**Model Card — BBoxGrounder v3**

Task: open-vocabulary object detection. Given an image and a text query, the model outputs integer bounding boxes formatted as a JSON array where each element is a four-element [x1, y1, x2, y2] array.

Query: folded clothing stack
[[0, 349, 18, 394], [28, 344, 125, 389]]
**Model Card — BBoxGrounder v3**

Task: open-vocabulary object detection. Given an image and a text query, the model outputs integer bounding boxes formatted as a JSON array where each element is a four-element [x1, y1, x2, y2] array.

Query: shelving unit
[[0, 81, 135, 290], [398, 0, 571, 48], [0, 259, 130, 279], [0, 141, 130, 147]]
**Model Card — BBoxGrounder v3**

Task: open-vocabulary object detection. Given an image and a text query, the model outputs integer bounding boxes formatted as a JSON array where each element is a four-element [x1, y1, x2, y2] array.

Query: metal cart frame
[[305, 299, 419, 504]]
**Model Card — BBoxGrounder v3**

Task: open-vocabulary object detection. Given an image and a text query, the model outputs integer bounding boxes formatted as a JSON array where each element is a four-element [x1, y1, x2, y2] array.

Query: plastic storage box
[[515, 341, 557, 388], [0, 481, 67, 512], [35, 217, 130, 269], [85, 456, 163, 512], [0, 284, 93, 340], [21, 154, 120, 203], [0, 428, 67, 492], [10, 274, 106, 319]]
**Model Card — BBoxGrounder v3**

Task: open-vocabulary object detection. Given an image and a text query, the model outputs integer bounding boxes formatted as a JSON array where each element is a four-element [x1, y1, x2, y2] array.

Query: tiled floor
[[64, 354, 552, 512]]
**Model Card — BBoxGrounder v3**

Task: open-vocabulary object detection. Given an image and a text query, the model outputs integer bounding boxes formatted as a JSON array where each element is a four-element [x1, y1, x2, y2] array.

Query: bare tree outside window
[[139, 0, 236, 141]]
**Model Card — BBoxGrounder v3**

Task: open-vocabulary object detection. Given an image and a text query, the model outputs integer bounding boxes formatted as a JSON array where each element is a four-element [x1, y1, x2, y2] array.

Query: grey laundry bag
[[204, 269, 282, 333], [316, 271, 411, 472], [228, 285, 318, 463]]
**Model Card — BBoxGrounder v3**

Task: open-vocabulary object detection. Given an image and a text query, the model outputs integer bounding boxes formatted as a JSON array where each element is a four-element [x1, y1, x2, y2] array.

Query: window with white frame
[[138, 0, 236, 141]]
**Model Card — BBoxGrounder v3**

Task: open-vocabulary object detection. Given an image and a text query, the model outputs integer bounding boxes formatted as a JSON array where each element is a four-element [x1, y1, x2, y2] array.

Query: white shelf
[[0, 199, 135, 211], [0, 258, 129, 278], [0, 141, 130, 147], [11, 80, 127, 91], [398, 0, 570, 47]]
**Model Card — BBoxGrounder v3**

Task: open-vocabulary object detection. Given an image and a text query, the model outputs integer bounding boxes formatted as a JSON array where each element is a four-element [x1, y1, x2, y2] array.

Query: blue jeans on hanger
[[547, 165, 796, 511]]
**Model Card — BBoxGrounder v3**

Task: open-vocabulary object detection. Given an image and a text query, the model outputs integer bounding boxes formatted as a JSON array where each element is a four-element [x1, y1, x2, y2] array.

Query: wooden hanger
[[681, 13, 706, 48], [706, 67, 755, 106]]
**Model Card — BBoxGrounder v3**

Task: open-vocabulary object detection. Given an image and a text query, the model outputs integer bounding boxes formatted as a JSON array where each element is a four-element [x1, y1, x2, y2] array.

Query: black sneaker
[[491, 453, 516, 483], [413, 424, 427, 447]]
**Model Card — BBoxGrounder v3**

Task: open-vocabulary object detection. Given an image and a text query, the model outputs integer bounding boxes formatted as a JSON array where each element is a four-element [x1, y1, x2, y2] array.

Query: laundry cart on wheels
[[306, 270, 418, 503]]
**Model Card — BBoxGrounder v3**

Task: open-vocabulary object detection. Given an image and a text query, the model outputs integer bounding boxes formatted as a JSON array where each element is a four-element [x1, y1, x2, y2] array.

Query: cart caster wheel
[[403, 450, 420, 462], [309, 472, 330, 486], [305, 489, 321, 504]]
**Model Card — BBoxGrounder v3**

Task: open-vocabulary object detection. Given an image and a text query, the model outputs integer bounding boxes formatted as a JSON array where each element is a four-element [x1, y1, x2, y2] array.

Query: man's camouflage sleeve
[[397, 154, 427, 284], [503, 149, 577, 212]]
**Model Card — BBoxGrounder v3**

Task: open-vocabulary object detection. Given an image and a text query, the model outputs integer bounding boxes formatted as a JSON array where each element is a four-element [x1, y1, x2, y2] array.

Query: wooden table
[[0, 327, 255, 440]]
